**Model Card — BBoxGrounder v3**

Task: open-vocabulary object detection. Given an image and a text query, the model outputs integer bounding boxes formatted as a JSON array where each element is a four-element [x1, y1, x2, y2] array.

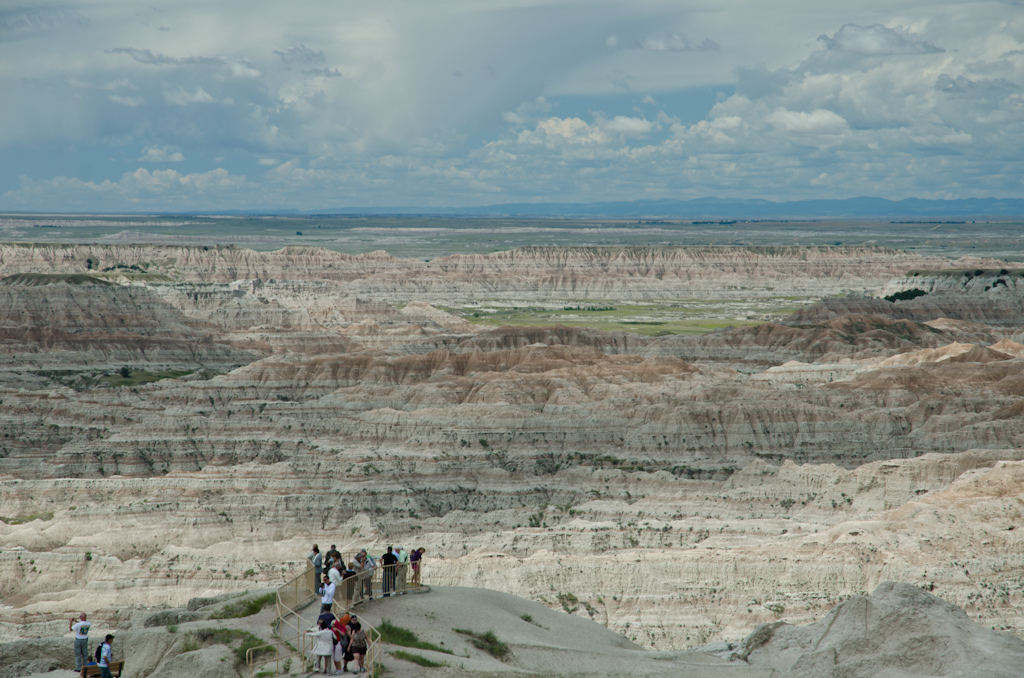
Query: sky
[[1, 0, 1023, 212]]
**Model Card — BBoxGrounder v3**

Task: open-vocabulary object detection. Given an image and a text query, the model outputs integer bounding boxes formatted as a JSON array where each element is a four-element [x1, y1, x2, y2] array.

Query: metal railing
[[337, 561, 425, 608], [248, 559, 426, 677]]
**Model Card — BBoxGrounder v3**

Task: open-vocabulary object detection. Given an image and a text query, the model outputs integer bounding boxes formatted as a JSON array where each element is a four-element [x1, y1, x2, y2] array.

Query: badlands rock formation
[[0, 243, 1002, 303], [790, 268, 1024, 327], [1, 243, 1024, 665]]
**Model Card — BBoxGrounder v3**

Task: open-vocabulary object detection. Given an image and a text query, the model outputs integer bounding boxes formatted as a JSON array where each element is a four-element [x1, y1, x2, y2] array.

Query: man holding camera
[[69, 612, 91, 672]]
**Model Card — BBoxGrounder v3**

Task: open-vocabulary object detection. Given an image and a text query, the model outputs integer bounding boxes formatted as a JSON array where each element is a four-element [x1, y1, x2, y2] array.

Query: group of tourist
[[65, 544, 426, 676], [307, 610, 368, 674], [307, 543, 425, 604], [304, 543, 425, 673], [70, 612, 115, 677]]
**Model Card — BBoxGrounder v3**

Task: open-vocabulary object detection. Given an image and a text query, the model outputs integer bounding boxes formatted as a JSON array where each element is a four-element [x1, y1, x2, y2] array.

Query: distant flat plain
[[1, 214, 1019, 335]]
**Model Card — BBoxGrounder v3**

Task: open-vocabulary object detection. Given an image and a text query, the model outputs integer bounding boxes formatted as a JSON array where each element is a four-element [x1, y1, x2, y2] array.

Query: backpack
[[94, 643, 103, 663]]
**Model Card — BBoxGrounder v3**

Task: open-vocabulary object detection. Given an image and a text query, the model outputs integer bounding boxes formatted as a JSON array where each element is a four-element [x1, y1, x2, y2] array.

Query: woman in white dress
[[306, 619, 335, 673]]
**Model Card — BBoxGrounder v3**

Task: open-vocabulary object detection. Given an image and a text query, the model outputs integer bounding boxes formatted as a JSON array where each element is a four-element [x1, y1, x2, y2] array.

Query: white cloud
[[0, 7, 85, 33], [138, 146, 185, 162], [120, 167, 247, 193], [163, 85, 214, 105], [501, 97, 551, 125], [598, 115, 656, 136], [607, 32, 719, 52], [102, 78, 136, 91], [106, 48, 261, 78], [818, 24, 943, 56], [2, 2, 1023, 209], [274, 45, 325, 65], [258, 158, 279, 166], [536, 117, 595, 141], [766, 108, 848, 134], [2, 167, 252, 210], [643, 33, 719, 52], [108, 94, 144, 107], [69, 77, 136, 91]]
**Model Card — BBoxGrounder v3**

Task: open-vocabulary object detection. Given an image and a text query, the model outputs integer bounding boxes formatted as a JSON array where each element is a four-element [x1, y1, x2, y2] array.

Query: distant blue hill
[[174, 196, 1024, 219]]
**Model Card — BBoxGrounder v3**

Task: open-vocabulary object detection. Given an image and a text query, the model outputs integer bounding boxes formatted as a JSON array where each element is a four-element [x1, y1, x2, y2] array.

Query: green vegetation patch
[[450, 300, 802, 336], [391, 650, 448, 667], [191, 628, 274, 665], [884, 288, 928, 302], [453, 628, 510, 660], [0, 512, 54, 525], [211, 592, 276, 619], [460, 308, 767, 336], [101, 369, 193, 388], [908, 268, 1022, 278], [378, 619, 452, 655]]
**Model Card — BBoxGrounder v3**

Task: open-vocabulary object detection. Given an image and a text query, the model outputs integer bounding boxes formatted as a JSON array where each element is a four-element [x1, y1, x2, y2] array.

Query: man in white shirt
[[69, 612, 91, 672], [328, 559, 343, 588], [320, 574, 336, 613], [99, 634, 114, 678]]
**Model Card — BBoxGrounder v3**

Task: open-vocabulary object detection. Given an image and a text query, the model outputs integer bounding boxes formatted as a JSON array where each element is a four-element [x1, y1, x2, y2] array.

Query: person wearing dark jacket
[[381, 546, 398, 597]]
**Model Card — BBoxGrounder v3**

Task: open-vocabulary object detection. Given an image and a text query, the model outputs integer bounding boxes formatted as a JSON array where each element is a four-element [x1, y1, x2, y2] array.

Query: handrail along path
[[247, 557, 429, 677]]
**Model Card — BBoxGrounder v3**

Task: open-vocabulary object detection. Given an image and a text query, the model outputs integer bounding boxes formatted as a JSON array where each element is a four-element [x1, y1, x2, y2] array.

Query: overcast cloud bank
[[1, 1, 1022, 211]]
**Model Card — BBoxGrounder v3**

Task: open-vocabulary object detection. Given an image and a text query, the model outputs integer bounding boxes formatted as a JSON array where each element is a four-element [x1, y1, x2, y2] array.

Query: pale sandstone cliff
[[2, 450, 1024, 653], [0, 244, 1001, 303], [1, 247, 1023, 655]]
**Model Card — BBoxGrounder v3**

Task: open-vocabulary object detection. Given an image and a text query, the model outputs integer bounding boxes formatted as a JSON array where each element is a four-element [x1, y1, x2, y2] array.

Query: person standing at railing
[[328, 557, 344, 590], [321, 573, 337, 613], [326, 544, 342, 570], [342, 563, 357, 607], [410, 547, 425, 586], [381, 546, 398, 597], [308, 544, 323, 595], [395, 545, 409, 593], [306, 619, 335, 674], [357, 549, 375, 599]]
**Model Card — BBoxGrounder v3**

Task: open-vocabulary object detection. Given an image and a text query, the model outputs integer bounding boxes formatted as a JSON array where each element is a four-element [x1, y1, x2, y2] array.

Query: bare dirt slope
[[15, 584, 1024, 678]]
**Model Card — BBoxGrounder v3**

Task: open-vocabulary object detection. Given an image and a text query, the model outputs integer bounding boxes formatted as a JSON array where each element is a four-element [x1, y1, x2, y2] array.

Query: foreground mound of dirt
[[16, 583, 1024, 678], [738, 581, 1024, 677]]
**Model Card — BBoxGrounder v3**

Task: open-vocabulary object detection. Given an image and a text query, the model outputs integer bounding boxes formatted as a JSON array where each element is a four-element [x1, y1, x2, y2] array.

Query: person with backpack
[[331, 614, 350, 674], [97, 634, 114, 678], [70, 612, 91, 672]]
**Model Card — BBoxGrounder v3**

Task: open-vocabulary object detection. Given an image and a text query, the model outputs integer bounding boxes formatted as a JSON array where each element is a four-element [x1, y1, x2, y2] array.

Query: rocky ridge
[[2, 244, 1024, 657], [0, 243, 1003, 303]]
